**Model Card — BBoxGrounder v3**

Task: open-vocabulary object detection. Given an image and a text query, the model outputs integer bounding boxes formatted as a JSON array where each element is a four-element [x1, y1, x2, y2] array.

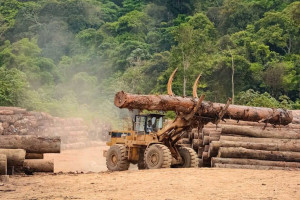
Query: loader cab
[[134, 114, 164, 134]]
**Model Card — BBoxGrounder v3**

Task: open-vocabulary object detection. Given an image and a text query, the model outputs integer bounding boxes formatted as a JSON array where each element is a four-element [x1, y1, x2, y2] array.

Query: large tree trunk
[[0, 154, 7, 175], [23, 159, 54, 173], [0, 149, 25, 166], [218, 147, 300, 162], [0, 135, 60, 153], [114, 91, 293, 125], [221, 125, 299, 139], [209, 140, 300, 157], [211, 157, 300, 168], [214, 163, 300, 170]]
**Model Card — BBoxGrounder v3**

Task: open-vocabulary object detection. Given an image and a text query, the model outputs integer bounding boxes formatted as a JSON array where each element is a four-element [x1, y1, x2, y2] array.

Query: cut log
[[192, 139, 203, 149], [204, 145, 209, 152], [202, 129, 211, 136], [192, 131, 201, 139], [181, 131, 189, 138], [23, 159, 54, 173], [209, 132, 221, 137], [219, 136, 298, 143], [214, 163, 300, 170], [178, 144, 192, 148], [221, 125, 299, 139], [202, 152, 209, 159], [0, 149, 25, 166], [0, 122, 3, 134], [114, 91, 293, 125], [0, 106, 27, 114], [0, 154, 7, 175], [197, 147, 204, 157], [211, 157, 300, 168], [177, 138, 190, 144], [0, 135, 60, 153], [198, 159, 203, 167], [25, 153, 44, 159], [203, 136, 209, 145], [0, 175, 9, 182], [209, 140, 300, 157], [218, 147, 300, 162], [0, 110, 14, 115], [209, 136, 220, 143]]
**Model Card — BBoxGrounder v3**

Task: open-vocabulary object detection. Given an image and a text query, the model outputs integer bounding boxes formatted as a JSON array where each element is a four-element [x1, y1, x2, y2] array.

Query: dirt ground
[[0, 145, 300, 200]]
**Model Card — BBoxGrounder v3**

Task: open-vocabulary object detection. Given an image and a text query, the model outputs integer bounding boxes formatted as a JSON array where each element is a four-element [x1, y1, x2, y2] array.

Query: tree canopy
[[0, 0, 299, 123]]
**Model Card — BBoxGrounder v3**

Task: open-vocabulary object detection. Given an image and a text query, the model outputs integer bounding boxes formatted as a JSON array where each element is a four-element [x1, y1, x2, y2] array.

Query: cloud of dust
[[34, 1, 136, 172]]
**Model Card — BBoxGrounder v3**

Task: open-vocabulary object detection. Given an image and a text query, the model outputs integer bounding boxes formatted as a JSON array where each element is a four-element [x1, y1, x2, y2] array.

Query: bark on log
[[0, 175, 9, 182], [209, 136, 220, 143], [219, 136, 298, 144], [177, 138, 190, 144], [0, 110, 14, 115], [115, 91, 293, 125], [214, 163, 300, 170], [198, 159, 203, 167], [0, 154, 7, 175], [23, 159, 54, 173], [220, 120, 300, 129], [179, 144, 192, 148], [0, 107, 27, 114], [204, 145, 209, 152], [202, 152, 209, 159], [197, 147, 204, 157], [191, 131, 201, 139], [209, 140, 300, 157], [218, 147, 300, 162], [25, 153, 44, 159], [0, 149, 25, 166], [0, 135, 60, 153], [221, 125, 299, 139], [192, 139, 203, 149], [211, 157, 300, 168], [203, 136, 209, 145]]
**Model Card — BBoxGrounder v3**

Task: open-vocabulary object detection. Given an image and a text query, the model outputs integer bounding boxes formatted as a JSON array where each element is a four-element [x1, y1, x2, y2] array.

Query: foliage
[[0, 0, 299, 122]]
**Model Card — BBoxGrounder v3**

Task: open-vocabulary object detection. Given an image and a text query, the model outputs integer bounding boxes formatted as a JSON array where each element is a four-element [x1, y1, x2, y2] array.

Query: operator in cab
[[146, 120, 153, 133]]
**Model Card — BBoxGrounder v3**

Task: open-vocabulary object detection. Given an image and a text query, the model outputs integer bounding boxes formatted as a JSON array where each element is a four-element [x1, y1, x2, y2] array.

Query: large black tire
[[176, 147, 199, 168], [144, 144, 172, 169], [106, 145, 130, 171]]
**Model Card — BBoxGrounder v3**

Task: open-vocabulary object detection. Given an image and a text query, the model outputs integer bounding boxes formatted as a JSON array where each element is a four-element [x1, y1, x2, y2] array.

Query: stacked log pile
[[0, 106, 110, 175], [0, 135, 60, 175], [179, 110, 300, 169], [0, 106, 107, 150], [37, 117, 91, 149]]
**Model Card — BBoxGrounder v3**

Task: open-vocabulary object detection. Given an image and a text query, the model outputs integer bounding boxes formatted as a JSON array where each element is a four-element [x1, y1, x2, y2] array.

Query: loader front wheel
[[106, 145, 130, 171], [144, 144, 172, 169], [176, 147, 199, 168]]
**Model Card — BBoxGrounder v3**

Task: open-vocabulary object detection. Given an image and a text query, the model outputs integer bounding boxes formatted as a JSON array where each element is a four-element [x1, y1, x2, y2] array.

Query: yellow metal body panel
[[106, 130, 160, 163]]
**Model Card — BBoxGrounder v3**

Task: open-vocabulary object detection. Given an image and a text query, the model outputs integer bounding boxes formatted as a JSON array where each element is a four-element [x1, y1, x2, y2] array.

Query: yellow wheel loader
[[104, 69, 203, 171]]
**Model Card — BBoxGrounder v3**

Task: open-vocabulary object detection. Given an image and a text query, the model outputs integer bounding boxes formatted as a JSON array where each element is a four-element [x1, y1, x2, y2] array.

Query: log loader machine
[[104, 69, 293, 171]]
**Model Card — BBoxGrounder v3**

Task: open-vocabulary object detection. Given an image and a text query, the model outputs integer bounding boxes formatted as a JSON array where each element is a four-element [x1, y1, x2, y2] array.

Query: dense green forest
[[0, 0, 299, 122]]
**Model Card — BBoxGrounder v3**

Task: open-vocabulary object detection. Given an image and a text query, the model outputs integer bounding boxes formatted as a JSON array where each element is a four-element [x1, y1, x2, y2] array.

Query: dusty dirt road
[[0, 145, 299, 200], [1, 168, 300, 200]]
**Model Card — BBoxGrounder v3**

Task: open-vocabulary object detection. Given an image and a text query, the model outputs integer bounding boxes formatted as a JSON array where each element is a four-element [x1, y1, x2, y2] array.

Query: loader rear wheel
[[106, 145, 129, 171], [176, 147, 199, 168], [144, 144, 172, 169]]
